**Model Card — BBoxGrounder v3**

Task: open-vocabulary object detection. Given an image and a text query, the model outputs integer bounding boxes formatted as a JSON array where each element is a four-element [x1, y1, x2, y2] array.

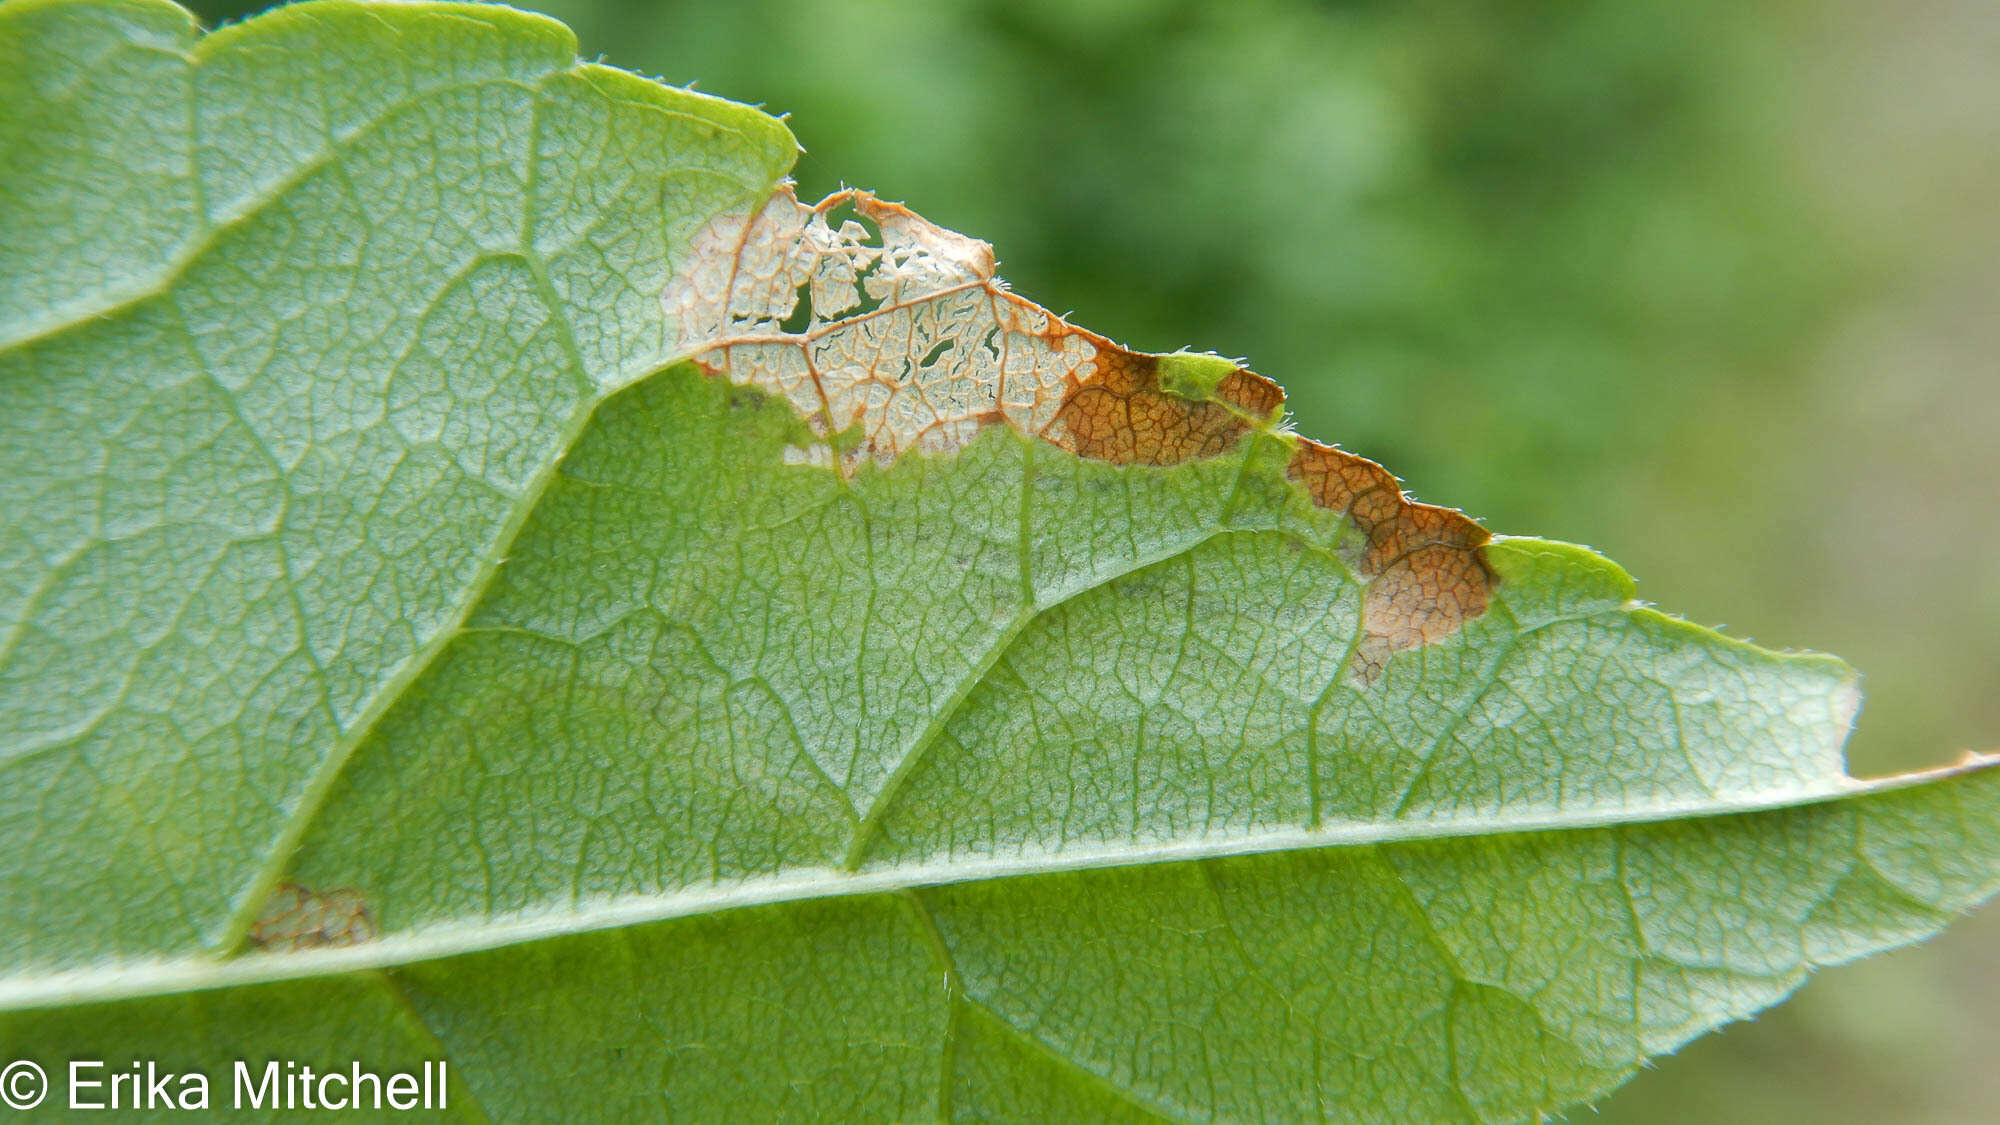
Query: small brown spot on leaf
[[249, 882, 377, 951], [1289, 438, 1494, 684]]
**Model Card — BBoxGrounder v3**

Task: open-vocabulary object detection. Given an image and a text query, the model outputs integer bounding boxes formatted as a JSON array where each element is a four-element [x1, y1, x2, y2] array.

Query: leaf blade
[[2, 3, 1995, 1122]]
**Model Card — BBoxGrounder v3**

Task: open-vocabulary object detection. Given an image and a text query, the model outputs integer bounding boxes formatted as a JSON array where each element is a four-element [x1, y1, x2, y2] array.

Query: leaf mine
[[248, 882, 378, 952], [1289, 439, 1495, 683], [664, 185, 1493, 678]]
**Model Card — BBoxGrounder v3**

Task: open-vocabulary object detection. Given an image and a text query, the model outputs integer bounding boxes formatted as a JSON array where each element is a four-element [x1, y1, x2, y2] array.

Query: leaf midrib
[[0, 766, 1908, 1014]]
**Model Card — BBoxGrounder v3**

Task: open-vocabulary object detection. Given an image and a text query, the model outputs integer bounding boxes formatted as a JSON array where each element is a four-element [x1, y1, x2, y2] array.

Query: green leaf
[[2, 0, 1995, 1120]]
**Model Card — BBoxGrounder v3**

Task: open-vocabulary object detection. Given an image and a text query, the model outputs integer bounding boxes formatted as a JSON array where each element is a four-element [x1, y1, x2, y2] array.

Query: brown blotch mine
[[677, 185, 1490, 682], [1047, 343, 1494, 684], [1288, 438, 1493, 684], [248, 882, 378, 952], [1048, 347, 1284, 466]]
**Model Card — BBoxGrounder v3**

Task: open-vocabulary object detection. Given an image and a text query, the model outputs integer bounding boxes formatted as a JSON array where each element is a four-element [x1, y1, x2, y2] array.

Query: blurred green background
[[192, 0, 2000, 1119]]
